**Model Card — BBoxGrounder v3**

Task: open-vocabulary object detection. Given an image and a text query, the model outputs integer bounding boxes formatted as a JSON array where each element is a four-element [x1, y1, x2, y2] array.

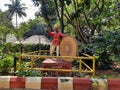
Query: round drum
[[60, 36, 78, 62]]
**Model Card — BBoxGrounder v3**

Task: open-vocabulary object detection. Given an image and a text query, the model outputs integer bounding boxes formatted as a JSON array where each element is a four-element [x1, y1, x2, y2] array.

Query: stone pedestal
[[41, 58, 72, 76]]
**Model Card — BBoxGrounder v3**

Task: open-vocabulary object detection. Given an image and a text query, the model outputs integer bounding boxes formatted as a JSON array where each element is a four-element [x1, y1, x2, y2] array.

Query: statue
[[47, 24, 65, 56]]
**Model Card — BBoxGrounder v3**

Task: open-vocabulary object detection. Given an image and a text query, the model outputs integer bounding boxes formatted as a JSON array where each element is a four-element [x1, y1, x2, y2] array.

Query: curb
[[0, 76, 120, 90]]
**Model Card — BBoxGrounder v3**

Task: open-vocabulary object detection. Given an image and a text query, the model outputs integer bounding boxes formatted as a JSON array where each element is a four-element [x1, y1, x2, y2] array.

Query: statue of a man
[[47, 24, 65, 56]]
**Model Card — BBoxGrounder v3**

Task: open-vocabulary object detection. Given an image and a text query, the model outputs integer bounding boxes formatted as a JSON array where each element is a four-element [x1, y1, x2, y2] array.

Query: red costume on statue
[[47, 24, 65, 56], [47, 31, 65, 46]]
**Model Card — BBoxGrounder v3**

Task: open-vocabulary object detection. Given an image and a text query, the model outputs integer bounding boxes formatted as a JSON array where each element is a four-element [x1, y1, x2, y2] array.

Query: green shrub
[[1, 43, 50, 54], [96, 50, 114, 69], [0, 56, 14, 73], [86, 30, 120, 69], [23, 44, 49, 52], [17, 62, 42, 76]]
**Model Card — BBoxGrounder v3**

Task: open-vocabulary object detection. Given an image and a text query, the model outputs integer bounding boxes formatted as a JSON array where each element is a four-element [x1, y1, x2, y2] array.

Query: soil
[[95, 69, 120, 78], [95, 63, 120, 78]]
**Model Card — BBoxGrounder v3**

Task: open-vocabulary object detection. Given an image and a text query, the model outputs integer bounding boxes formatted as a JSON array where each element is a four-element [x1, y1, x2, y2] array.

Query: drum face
[[60, 36, 78, 62]]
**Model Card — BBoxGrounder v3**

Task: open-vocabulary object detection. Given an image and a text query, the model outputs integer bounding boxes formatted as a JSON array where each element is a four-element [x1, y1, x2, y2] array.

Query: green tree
[[55, 0, 119, 43], [14, 18, 46, 39], [13, 22, 29, 39], [0, 25, 10, 44], [32, 0, 72, 32], [0, 10, 13, 28], [5, 0, 27, 28], [0, 10, 13, 43], [32, 0, 57, 31], [32, 0, 120, 43]]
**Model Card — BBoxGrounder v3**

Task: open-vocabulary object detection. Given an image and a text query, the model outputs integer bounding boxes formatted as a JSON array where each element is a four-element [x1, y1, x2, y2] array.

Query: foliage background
[[0, 0, 119, 76]]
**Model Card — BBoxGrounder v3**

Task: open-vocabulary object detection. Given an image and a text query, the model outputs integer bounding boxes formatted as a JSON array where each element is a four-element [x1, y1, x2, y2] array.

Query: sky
[[0, 0, 39, 26]]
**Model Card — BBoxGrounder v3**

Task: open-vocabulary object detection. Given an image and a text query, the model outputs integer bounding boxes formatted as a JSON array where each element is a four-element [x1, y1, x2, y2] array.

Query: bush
[[23, 44, 50, 52], [1, 43, 50, 54], [17, 62, 42, 76], [96, 50, 114, 69], [86, 30, 120, 69], [0, 56, 14, 74]]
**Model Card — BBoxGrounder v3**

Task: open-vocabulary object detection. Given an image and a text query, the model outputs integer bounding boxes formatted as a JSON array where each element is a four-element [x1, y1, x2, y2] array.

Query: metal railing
[[18, 50, 95, 77]]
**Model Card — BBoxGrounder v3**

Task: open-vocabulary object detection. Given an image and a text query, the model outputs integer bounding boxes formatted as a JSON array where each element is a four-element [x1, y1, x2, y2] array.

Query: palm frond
[[5, 0, 27, 28]]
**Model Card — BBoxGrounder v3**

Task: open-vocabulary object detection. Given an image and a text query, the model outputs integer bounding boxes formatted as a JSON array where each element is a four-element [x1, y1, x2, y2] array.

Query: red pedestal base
[[41, 58, 72, 76]]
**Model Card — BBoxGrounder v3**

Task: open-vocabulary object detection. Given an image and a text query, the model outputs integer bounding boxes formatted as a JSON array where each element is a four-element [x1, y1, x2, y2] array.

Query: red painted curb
[[10, 76, 26, 88], [73, 78, 91, 90], [1, 76, 120, 90], [107, 79, 120, 90], [41, 77, 58, 90]]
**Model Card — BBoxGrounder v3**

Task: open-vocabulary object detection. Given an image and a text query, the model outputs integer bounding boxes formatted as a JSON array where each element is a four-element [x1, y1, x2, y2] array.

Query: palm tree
[[5, 0, 27, 28]]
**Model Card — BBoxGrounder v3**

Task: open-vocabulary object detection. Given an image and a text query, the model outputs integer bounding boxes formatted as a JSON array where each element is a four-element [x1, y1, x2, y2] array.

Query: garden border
[[0, 76, 120, 90]]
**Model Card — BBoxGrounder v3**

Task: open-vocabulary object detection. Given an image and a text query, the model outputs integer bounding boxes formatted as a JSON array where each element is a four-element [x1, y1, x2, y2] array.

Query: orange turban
[[54, 24, 58, 30]]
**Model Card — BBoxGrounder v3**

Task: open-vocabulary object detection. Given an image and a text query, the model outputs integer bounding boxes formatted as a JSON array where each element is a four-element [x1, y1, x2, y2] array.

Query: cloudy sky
[[0, 0, 39, 26]]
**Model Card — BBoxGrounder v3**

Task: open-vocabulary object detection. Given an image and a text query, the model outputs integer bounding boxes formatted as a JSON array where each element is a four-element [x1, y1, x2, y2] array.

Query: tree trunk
[[60, 0, 64, 33], [54, 0, 64, 33], [16, 13, 17, 28], [44, 16, 52, 31]]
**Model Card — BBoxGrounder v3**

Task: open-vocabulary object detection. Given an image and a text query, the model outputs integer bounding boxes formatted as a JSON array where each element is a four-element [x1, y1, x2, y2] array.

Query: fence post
[[14, 56, 17, 75]]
